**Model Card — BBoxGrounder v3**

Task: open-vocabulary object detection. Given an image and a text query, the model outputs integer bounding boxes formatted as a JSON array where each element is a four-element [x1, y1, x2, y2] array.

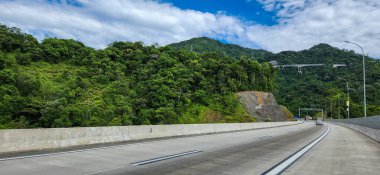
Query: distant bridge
[[270, 60, 324, 73], [269, 60, 347, 73], [271, 64, 325, 68]]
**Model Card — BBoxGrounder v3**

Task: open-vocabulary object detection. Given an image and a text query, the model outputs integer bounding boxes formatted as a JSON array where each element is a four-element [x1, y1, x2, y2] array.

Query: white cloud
[[0, 0, 246, 48], [257, 0, 307, 14], [0, 0, 379, 58], [251, 0, 380, 58]]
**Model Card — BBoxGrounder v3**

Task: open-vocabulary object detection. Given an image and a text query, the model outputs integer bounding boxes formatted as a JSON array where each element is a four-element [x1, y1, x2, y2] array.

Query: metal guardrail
[[330, 115, 380, 130]]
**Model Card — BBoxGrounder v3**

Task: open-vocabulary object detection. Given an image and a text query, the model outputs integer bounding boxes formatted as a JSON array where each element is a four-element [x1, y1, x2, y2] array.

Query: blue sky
[[0, 0, 379, 58], [161, 0, 278, 25]]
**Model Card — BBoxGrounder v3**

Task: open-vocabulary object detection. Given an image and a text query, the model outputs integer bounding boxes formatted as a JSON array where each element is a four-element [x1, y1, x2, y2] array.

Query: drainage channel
[[262, 127, 330, 175]]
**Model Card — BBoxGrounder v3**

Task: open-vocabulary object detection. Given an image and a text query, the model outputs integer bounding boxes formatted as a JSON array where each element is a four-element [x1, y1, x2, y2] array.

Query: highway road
[[0, 122, 377, 175], [284, 123, 380, 175]]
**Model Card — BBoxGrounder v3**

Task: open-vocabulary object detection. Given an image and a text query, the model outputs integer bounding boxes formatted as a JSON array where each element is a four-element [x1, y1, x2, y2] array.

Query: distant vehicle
[[316, 118, 323, 125], [305, 115, 312, 122]]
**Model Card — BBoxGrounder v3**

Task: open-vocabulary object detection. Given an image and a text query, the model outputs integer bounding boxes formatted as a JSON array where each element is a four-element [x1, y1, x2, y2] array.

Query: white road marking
[[0, 140, 171, 161], [263, 127, 330, 175], [258, 136, 273, 139], [83, 150, 202, 175], [131, 150, 202, 166]]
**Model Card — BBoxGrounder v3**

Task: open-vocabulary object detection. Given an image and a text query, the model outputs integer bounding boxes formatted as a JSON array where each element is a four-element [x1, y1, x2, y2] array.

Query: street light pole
[[344, 41, 367, 117], [322, 109, 324, 121], [337, 94, 341, 119], [339, 77, 350, 119], [330, 100, 333, 119], [298, 108, 300, 119]]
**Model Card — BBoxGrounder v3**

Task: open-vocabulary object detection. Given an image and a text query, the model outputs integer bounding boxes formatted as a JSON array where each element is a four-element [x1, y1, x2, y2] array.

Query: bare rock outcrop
[[236, 91, 291, 122]]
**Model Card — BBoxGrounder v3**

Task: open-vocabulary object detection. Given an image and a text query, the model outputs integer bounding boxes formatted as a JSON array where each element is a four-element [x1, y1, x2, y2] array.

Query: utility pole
[[330, 100, 333, 119], [338, 94, 341, 119], [339, 77, 350, 119], [346, 84, 350, 119], [322, 109, 324, 121], [298, 108, 301, 119]]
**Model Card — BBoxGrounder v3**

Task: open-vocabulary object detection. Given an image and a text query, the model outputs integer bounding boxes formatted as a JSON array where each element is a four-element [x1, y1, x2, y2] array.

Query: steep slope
[[168, 37, 272, 61], [1, 24, 276, 128], [236, 91, 291, 121], [270, 44, 380, 118], [170, 39, 380, 118]]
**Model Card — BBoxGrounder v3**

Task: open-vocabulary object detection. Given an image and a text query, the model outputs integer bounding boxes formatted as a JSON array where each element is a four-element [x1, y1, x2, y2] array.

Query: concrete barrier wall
[[328, 116, 380, 142], [0, 121, 301, 154], [329, 122, 380, 142], [331, 116, 380, 130]]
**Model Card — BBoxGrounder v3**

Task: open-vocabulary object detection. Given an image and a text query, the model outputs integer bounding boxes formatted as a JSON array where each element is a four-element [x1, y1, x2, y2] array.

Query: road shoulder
[[283, 123, 380, 175]]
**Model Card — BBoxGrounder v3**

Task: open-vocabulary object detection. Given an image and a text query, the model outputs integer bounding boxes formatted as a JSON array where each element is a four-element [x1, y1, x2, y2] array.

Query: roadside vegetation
[[2, 24, 379, 129], [0, 24, 273, 128], [172, 38, 380, 118]]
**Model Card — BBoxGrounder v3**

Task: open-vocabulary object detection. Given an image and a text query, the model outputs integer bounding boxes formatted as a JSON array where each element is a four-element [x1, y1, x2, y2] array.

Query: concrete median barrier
[[0, 121, 301, 154]]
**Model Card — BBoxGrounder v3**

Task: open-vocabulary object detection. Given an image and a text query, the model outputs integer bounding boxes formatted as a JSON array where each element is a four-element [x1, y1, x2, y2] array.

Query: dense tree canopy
[[171, 39, 380, 118], [2, 24, 378, 129], [270, 44, 380, 118], [168, 37, 272, 62], [0, 24, 276, 128]]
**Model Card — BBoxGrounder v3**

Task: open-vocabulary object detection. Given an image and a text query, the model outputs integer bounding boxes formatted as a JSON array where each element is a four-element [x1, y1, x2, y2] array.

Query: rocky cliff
[[236, 91, 292, 122]]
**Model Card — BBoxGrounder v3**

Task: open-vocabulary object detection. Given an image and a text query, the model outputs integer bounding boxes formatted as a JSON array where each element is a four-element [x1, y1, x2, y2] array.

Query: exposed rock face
[[236, 91, 290, 122]]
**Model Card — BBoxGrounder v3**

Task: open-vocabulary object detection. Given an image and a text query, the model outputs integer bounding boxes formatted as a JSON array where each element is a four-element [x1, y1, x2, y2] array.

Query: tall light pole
[[338, 77, 350, 119], [338, 94, 341, 119], [344, 41, 367, 117], [330, 100, 333, 119]]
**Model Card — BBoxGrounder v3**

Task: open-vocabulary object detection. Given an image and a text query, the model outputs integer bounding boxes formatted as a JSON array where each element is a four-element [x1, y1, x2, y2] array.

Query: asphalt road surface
[[1, 122, 374, 175], [283, 123, 380, 175]]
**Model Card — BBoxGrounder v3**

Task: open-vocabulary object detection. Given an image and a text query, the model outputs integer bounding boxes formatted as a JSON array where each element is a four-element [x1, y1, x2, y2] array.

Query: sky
[[0, 0, 379, 58]]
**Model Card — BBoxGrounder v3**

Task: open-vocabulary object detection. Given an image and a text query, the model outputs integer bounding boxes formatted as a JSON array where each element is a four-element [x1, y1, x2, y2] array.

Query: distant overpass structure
[[269, 60, 347, 74], [333, 64, 348, 68], [298, 108, 324, 120], [269, 60, 324, 74]]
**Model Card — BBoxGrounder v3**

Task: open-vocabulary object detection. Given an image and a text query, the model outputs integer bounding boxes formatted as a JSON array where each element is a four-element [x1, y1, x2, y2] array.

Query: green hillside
[[170, 38, 380, 118], [1, 23, 379, 129], [168, 37, 272, 61], [0, 24, 278, 128]]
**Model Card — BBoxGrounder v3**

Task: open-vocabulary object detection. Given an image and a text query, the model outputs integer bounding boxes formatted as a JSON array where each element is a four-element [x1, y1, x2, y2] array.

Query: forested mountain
[[171, 38, 380, 118], [168, 37, 272, 61], [1, 23, 379, 129], [0, 24, 276, 129]]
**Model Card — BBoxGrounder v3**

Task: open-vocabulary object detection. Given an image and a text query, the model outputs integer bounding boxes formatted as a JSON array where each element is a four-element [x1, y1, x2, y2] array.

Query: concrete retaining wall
[[328, 116, 380, 142], [331, 116, 380, 130], [329, 122, 380, 142], [0, 121, 301, 154]]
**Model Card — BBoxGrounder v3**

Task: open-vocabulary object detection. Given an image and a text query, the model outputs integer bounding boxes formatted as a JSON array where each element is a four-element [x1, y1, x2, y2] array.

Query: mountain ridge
[[168, 37, 272, 61], [169, 37, 380, 117]]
